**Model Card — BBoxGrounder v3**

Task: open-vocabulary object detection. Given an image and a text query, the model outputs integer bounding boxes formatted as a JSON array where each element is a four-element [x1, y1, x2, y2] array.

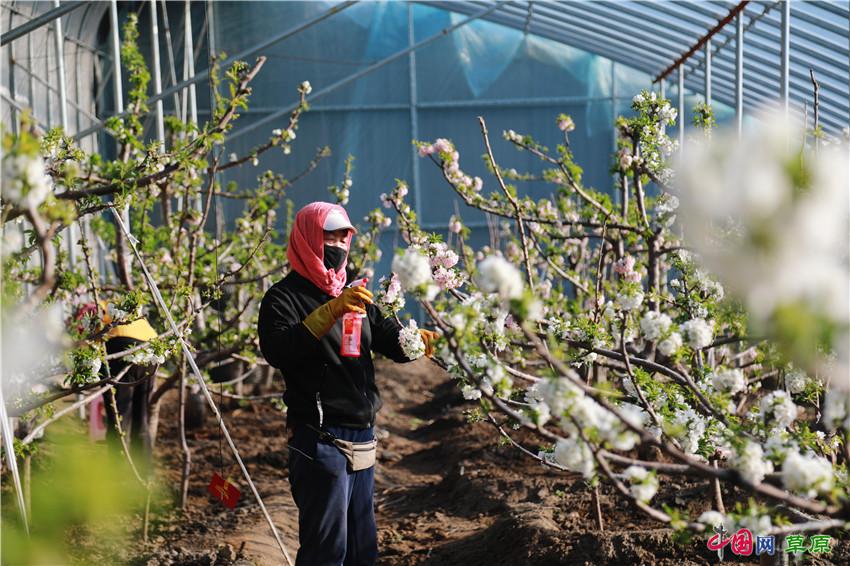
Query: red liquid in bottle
[[340, 277, 368, 358], [340, 313, 362, 357]]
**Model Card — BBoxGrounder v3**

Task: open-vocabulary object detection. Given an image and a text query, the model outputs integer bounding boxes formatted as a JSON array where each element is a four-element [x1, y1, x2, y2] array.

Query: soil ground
[[22, 356, 850, 565]]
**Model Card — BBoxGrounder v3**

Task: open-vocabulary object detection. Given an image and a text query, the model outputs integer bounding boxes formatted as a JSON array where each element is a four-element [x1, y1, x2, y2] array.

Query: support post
[[736, 12, 744, 137], [27, 31, 35, 117], [159, 0, 183, 119], [408, 4, 421, 236], [8, 12, 18, 133], [780, 0, 790, 115], [149, 0, 165, 147], [183, 0, 198, 130], [53, 1, 78, 278], [184, 0, 200, 211], [678, 64, 684, 155], [110, 0, 130, 232], [407, 3, 425, 323], [704, 38, 712, 106]]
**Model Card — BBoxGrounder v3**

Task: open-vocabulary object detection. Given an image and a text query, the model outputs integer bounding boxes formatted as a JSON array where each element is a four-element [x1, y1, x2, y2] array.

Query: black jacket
[[257, 270, 413, 428]]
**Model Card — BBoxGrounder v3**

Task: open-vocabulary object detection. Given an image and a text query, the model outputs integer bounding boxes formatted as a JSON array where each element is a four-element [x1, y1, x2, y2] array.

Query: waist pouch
[[331, 437, 377, 472], [306, 424, 377, 472]]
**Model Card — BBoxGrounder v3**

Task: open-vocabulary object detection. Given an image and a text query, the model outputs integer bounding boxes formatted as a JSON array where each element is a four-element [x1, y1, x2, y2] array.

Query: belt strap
[[305, 422, 337, 444]]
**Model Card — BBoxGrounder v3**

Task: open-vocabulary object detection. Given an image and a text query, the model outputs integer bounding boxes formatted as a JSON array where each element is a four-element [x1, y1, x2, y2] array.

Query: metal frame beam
[[73, 0, 357, 141], [655, 1, 749, 82], [0, 0, 84, 46]]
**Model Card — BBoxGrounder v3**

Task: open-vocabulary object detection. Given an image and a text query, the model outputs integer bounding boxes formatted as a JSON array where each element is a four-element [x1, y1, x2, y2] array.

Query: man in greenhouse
[[258, 201, 437, 565]]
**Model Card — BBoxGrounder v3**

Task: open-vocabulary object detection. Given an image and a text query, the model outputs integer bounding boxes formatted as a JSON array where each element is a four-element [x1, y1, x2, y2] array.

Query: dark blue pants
[[287, 423, 377, 566]]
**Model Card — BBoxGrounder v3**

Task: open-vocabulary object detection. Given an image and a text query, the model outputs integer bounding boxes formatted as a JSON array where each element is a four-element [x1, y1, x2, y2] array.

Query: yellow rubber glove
[[302, 286, 374, 339], [419, 329, 439, 358]]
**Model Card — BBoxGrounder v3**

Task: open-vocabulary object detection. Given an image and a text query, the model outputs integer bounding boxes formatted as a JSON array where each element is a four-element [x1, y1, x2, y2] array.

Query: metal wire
[[108, 206, 294, 566]]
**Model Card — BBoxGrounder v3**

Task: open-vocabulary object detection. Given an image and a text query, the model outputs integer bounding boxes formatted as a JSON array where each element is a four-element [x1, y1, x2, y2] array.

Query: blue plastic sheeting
[[210, 1, 697, 290], [100, 0, 844, 319]]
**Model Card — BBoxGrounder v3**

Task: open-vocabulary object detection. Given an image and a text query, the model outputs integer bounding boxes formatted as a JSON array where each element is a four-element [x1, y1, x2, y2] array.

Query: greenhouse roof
[[423, 0, 850, 134]]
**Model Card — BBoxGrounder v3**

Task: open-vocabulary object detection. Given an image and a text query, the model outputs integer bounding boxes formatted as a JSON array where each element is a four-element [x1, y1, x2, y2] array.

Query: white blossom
[[782, 450, 834, 497], [398, 319, 425, 360], [392, 248, 433, 291], [671, 407, 705, 454], [681, 318, 713, 349], [657, 332, 682, 356], [127, 350, 166, 366], [615, 290, 643, 311], [759, 390, 798, 429], [698, 511, 728, 531], [676, 111, 850, 334], [710, 368, 746, 395], [784, 369, 808, 395], [88, 357, 102, 377], [553, 437, 595, 478], [476, 256, 523, 299], [461, 384, 482, 401], [658, 103, 677, 125], [623, 465, 659, 502], [731, 441, 773, 484], [640, 311, 672, 341], [2, 153, 54, 208]]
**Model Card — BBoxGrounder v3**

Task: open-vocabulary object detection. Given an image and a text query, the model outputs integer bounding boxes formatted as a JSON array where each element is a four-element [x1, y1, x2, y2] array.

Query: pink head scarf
[[287, 201, 356, 297]]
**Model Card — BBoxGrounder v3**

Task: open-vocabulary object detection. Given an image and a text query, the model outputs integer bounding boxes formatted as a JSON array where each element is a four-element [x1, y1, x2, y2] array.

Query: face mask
[[323, 244, 347, 271]]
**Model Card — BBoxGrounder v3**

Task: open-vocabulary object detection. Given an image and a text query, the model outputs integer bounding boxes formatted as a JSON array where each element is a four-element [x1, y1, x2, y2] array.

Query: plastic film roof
[[422, 0, 850, 135]]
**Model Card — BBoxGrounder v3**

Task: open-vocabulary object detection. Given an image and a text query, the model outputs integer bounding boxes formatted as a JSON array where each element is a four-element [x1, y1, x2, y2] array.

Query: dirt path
[[130, 356, 848, 565]]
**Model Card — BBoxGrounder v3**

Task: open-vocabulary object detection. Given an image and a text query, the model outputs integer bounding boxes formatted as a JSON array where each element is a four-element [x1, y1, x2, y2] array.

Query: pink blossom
[[431, 247, 459, 269], [449, 218, 463, 234], [397, 184, 408, 199], [433, 266, 462, 290], [418, 145, 435, 157], [385, 273, 402, 301], [614, 256, 636, 275], [558, 117, 575, 132], [433, 138, 452, 153], [472, 177, 483, 192]]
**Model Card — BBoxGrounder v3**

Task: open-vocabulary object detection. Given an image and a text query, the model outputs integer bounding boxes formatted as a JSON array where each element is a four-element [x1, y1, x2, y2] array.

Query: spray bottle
[[340, 277, 368, 357]]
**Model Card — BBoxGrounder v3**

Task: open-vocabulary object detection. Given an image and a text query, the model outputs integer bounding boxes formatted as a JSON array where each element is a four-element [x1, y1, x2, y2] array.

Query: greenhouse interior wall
[[4, 0, 844, 320], [2, 2, 725, 312]]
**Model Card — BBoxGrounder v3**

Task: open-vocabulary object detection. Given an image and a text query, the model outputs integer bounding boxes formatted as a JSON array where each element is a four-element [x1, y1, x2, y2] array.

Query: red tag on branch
[[207, 473, 241, 509]]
